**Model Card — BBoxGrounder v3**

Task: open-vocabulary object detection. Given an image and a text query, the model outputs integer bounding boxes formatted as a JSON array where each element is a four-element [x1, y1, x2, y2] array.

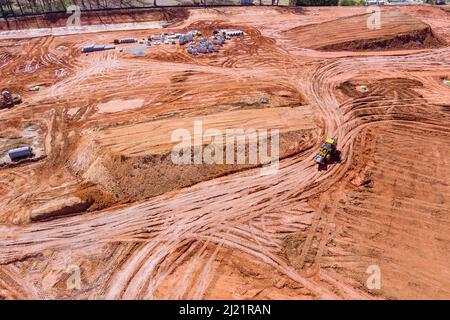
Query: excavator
[[314, 137, 339, 167], [0, 89, 22, 109]]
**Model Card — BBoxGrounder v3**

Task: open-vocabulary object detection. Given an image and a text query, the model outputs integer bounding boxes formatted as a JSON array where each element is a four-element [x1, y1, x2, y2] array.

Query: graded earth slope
[[283, 10, 444, 51]]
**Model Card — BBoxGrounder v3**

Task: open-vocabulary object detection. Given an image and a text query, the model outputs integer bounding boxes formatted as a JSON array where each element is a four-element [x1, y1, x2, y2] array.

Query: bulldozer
[[0, 89, 22, 109], [314, 137, 339, 166]]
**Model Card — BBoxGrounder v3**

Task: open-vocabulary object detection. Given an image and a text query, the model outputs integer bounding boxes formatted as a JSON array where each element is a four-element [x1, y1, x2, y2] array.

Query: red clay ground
[[0, 6, 449, 300]]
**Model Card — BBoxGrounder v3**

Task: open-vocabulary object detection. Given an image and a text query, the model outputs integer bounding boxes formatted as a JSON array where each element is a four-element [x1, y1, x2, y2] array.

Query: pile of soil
[[69, 129, 317, 204], [321, 25, 443, 51], [284, 10, 444, 51]]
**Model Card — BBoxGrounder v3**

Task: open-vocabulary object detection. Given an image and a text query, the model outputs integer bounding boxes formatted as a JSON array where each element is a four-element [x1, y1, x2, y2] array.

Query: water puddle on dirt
[[97, 99, 145, 114]]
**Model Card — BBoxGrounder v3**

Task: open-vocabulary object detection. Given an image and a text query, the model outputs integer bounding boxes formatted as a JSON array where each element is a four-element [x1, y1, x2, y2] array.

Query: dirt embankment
[[322, 25, 442, 51], [69, 107, 318, 204], [284, 10, 445, 51], [0, 8, 190, 31]]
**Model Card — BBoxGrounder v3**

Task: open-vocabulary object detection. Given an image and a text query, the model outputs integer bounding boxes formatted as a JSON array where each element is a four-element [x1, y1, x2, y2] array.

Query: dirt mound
[[30, 196, 93, 222], [284, 10, 444, 51], [322, 25, 442, 51], [72, 129, 315, 204], [69, 107, 318, 204]]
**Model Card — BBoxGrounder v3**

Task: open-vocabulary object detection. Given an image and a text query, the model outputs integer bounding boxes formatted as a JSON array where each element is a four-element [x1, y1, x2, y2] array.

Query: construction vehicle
[[1, 89, 22, 109], [314, 137, 338, 165]]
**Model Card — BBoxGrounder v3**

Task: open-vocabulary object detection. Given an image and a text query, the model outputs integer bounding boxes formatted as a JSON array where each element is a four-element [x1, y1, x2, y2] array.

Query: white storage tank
[[81, 45, 95, 53], [81, 44, 115, 53], [8, 146, 33, 161]]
